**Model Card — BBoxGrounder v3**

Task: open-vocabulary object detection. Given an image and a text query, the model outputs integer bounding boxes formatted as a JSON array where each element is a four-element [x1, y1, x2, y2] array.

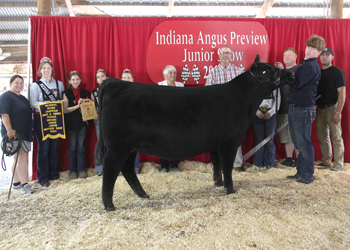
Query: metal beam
[[256, 0, 275, 18], [65, 0, 76, 16], [167, 0, 174, 17], [0, 30, 28, 35], [0, 41, 28, 46], [0, 17, 29, 22]]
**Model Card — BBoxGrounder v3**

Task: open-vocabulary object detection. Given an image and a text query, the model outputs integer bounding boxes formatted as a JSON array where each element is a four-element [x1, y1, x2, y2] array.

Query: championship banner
[[37, 101, 66, 140], [146, 21, 270, 86]]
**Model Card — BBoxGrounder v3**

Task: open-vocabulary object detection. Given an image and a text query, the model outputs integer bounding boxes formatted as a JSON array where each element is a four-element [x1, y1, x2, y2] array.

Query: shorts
[[277, 114, 292, 144], [10, 140, 32, 153]]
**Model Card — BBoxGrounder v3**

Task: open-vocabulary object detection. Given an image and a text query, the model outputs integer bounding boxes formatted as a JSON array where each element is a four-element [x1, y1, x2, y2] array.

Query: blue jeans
[[252, 114, 277, 168], [34, 114, 60, 184], [68, 126, 87, 173], [288, 106, 316, 181], [94, 120, 103, 173]]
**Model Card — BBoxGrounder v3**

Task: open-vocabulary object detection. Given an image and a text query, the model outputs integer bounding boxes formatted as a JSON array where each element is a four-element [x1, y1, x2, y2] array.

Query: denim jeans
[[34, 114, 60, 184], [94, 120, 103, 173], [68, 126, 87, 173], [252, 114, 277, 168], [288, 106, 316, 181]]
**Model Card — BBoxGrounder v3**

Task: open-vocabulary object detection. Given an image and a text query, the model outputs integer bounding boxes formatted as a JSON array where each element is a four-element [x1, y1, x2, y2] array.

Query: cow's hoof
[[105, 206, 116, 211], [138, 193, 150, 199], [214, 181, 224, 187], [226, 189, 235, 195]]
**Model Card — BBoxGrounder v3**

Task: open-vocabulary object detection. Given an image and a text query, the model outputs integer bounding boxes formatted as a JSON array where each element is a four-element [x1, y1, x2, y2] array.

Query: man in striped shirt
[[205, 46, 244, 168]]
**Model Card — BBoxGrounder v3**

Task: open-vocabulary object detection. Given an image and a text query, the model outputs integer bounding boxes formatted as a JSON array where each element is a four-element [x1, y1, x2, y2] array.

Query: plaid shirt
[[205, 63, 244, 86]]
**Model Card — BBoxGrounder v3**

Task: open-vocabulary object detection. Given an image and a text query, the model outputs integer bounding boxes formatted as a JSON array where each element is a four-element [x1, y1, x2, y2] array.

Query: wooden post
[[330, 0, 343, 19], [37, 0, 51, 16]]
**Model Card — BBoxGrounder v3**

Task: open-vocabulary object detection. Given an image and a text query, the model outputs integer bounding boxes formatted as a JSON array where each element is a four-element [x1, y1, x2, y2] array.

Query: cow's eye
[[263, 71, 266, 74]]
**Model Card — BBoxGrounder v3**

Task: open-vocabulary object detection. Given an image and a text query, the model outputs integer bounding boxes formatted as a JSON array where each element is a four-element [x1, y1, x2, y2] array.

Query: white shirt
[[158, 80, 184, 87]]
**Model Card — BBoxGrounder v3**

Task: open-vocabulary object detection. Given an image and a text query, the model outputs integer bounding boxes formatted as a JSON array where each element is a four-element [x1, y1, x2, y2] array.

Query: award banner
[[37, 101, 66, 141]]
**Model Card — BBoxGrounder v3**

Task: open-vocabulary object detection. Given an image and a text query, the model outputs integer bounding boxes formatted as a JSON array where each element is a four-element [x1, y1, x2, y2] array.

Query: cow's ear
[[250, 54, 260, 71], [254, 54, 260, 63]]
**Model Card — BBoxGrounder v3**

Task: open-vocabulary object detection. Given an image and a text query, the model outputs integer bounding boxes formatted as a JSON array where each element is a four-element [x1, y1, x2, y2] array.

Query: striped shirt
[[205, 63, 244, 86]]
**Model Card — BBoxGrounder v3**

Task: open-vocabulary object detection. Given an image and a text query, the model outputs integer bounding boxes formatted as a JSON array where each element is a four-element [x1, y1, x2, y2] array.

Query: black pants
[[160, 159, 180, 169]]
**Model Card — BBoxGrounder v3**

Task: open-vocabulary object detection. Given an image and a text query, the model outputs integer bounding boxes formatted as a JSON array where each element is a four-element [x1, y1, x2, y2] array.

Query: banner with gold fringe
[[37, 101, 66, 140]]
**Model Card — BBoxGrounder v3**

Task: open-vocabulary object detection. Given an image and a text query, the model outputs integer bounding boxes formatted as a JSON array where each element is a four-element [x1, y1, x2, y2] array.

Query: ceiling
[[1, 0, 350, 65]]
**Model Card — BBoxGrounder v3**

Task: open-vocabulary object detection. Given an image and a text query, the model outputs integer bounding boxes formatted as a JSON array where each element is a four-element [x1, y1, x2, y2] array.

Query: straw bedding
[[0, 161, 349, 249]]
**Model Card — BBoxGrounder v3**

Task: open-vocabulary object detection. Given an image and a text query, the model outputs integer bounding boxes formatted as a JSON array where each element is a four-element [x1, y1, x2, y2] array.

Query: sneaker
[[160, 168, 167, 173], [78, 171, 87, 179], [41, 181, 50, 187], [135, 168, 140, 174], [282, 158, 294, 167], [331, 165, 343, 171], [297, 178, 313, 184], [12, 183, 22, 190], [96, 171, 103, 176], [69, 172, 78, 180], [317, 162, 333, 168], [286, 173, 301, 179], [21, 184, 33, 195], [171, 167, 181, 172]]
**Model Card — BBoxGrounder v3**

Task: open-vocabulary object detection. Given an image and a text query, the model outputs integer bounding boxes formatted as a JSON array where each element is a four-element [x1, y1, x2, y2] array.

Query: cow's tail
[[94, 83, 106, 166]]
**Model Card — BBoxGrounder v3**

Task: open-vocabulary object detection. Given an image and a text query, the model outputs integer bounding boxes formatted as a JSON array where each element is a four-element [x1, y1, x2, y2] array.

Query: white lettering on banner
[[156, 31, 194, 45], [197, 31, 228, 48], [230, 31, 268, 45], [182, 48, 215, 62]]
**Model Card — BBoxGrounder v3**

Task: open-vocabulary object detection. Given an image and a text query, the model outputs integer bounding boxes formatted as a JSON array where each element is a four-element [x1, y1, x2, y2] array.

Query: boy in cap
[[287, 35, 325, 184], [315, 48, 346, 171]]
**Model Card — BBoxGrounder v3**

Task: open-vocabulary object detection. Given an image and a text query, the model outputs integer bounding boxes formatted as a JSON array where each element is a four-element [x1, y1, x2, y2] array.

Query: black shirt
[[0, 91, 33, 141], [316, 66, 346, 106], [63, 88, 90, 131]]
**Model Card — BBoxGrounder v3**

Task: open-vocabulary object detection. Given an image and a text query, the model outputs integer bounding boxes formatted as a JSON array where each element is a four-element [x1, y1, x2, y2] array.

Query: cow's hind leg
[[102, 147, 132, 211], [121, 151, 149, 198], [211, 152, 223, 187]]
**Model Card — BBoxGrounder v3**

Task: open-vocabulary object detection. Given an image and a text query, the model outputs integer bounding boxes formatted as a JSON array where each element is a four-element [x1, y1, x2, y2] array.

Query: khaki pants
[[315, 105, 344, 167]]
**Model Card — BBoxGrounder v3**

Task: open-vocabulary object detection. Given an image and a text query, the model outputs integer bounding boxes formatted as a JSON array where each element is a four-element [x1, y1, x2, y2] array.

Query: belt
[[289, 104, 300, 108], [317, 103, 336, 109]]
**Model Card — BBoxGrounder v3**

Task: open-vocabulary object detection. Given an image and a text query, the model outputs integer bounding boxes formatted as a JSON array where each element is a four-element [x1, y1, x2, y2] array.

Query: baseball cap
[[322, 48, 334, 56]]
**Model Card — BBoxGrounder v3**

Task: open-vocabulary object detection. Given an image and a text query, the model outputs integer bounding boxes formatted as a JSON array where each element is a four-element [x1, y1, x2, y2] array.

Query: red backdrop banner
[[30, 17, 350, 179], [146, 21, 269, 85]]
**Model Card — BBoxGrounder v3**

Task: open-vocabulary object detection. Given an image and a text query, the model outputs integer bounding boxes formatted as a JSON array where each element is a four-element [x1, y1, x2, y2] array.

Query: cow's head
[[249, 55, 294, 86]]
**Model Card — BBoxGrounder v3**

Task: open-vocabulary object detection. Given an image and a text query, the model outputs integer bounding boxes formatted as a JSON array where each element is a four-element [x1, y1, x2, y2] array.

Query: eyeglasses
[[219, 51, 232, 55]]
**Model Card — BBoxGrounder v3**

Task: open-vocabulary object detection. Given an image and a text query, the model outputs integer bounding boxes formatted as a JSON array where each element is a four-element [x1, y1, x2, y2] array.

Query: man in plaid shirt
[[205, 46, 244, 86], [205, 45, 245, 168]]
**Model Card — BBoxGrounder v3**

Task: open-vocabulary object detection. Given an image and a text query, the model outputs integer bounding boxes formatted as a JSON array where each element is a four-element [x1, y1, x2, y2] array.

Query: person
[[30, 57, 65, 187], [275, 48, 300, 167], [91, 69, 108, 176], [63, 71, 90, 179], [158, 65, 184, 173], [315, 48, 346, 171], [0, 75, 33, 195], [252, 89, 280, 169], [287, 35, 325, 184], [205, 45, 244, 168], [121, 69, 140, 174]]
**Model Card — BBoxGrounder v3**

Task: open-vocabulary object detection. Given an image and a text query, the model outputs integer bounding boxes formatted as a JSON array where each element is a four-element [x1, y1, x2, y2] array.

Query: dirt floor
[[0, 160, 349, 250]]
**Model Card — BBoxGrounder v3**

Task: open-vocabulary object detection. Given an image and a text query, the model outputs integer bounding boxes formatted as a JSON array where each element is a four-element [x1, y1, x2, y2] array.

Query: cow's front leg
[[102, 150, 125, 211], [218, 147, 236, 195], [210, 152, 223, 186]]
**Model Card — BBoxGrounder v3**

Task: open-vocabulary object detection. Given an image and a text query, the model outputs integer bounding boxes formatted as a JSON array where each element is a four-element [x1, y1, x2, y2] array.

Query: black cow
[[95, 55, 294, 211]]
